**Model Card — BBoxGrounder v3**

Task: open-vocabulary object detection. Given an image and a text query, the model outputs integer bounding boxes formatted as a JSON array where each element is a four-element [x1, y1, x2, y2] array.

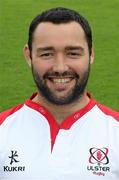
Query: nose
[[52, 54, 69, 73]]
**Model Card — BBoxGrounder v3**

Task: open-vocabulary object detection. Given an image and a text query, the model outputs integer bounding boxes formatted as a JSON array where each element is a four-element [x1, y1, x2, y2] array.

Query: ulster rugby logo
[[87, 147, 110, 177], [89, 148, 109, 165]]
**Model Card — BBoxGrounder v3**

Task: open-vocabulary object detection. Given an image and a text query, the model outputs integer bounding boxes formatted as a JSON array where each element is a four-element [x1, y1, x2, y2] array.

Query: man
[[0, 7, 119, 179]]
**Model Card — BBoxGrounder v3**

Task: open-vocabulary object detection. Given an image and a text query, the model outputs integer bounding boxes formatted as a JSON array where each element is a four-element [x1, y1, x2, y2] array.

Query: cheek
[[32, 60, 51, 77], [71, 62, 89, 75]]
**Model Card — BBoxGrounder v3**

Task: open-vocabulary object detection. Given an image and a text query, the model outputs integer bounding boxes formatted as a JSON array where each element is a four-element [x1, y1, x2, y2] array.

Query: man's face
[[29, 22, 93, 105]]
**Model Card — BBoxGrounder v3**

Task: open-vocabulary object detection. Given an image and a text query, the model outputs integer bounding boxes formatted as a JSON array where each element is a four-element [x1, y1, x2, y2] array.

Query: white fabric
[[0, 96, 119, 179]]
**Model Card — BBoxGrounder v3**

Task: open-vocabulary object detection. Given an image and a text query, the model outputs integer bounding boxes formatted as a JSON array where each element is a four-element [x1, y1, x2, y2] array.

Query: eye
[[39, 52, 54, 59], [67, 51, 82, 58], [41, 53, 51, 57]]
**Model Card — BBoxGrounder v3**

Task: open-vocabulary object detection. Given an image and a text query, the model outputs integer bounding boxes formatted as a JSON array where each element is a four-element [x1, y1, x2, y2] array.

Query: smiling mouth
[[47, 77, 74, 84]]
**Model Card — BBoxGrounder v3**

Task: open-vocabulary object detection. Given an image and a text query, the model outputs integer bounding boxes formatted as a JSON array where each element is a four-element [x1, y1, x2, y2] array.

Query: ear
[[90, 47, 94, 64], [23, 44, 32, 67]]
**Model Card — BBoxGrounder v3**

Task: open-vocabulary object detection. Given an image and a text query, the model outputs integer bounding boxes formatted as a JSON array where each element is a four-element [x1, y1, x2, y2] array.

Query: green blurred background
[[0, 0, 119, 111]]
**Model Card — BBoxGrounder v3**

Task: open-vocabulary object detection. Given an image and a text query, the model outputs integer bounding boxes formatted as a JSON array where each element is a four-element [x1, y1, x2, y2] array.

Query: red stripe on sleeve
[[97, 103, 119, 122], [0, 104, 23, 125]]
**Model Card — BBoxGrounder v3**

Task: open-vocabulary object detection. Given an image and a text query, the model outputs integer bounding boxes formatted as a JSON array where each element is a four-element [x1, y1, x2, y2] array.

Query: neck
[[33, 92, 90, 125]]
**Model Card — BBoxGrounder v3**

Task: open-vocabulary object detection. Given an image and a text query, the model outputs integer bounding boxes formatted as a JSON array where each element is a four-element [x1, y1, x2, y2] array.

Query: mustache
[[43, 71, 79, 79]]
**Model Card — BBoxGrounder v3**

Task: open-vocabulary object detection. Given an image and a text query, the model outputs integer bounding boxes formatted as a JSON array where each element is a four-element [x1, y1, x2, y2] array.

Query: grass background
[[0, 0, 119, 111]]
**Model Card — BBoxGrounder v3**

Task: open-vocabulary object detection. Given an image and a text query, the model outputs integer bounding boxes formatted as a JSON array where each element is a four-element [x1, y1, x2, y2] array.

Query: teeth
[[53, 78, 71, 84]]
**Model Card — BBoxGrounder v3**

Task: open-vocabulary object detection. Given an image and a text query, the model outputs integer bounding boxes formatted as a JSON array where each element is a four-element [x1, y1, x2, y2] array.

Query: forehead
[[32, 22, 87, 47]]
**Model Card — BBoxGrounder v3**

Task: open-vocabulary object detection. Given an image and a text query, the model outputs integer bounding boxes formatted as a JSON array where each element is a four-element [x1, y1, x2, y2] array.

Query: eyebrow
[[65, 46, 84, 52], [36, 47, 54, 53]]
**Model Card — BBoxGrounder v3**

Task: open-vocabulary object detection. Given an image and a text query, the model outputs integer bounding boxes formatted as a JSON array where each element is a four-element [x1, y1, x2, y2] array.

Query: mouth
[[47, 77, 74, 84]]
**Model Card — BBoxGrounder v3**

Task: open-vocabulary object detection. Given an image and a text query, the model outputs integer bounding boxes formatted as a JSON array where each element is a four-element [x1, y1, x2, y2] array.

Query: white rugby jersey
[[0, 93, 119, 180]]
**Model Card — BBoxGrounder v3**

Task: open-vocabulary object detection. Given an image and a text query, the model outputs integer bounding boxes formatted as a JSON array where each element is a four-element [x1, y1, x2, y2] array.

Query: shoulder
[[0, 104, 24, 125], [96, 102, 119, 122], [0, 93, 40, 126]]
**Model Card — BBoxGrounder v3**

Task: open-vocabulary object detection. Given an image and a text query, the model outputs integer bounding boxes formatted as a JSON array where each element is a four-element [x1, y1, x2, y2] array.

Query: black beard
[[31, 65, 90, 105]]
